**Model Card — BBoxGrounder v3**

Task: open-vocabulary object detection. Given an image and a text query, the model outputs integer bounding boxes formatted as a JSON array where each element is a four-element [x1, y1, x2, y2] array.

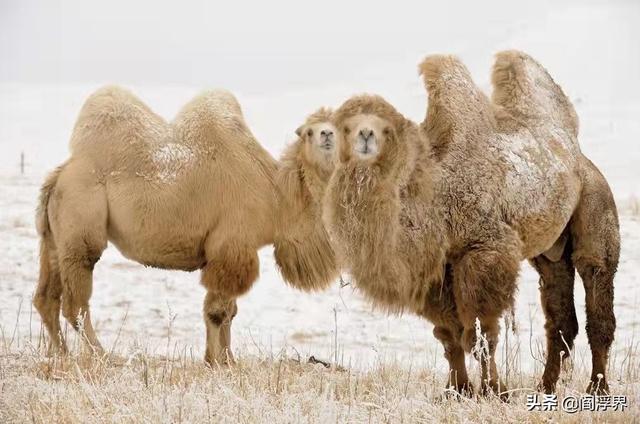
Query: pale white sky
[[0, 0, 638, 191], [0, 0, 638, 99], [0, 0, 576, 92]]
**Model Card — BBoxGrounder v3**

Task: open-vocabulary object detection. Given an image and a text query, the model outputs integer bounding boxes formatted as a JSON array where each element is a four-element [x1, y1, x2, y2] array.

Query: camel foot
[[481, 380, 510, 402], [586, 379, 610, 396]]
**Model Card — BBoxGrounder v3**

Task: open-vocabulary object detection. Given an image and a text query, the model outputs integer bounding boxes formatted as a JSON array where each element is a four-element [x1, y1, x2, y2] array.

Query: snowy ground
[[0, 0, 639, 388], [0, 86, 638, 377]]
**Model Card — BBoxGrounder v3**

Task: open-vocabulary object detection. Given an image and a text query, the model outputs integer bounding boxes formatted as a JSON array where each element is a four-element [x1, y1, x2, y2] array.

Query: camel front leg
[[433, 326, 473, 396], [200, 238, 259, 366], [473, 321, 505, 398], [452, 237, 520, 400], [203, 292, 237, 365]]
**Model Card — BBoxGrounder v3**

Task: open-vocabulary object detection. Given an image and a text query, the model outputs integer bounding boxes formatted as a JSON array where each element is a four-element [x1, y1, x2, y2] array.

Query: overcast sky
[[0, 0, 559, 92], [1, 0, 638, 100]]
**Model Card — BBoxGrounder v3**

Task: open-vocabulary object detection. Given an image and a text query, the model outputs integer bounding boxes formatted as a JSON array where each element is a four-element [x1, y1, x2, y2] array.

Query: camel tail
[[418, 55, 493, 153], [492, 50, 579, 137], [36, 163, 66, 238]]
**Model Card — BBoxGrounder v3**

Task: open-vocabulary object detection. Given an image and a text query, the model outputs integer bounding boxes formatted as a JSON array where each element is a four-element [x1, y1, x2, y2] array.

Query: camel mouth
[[320, 141, 334, 150]]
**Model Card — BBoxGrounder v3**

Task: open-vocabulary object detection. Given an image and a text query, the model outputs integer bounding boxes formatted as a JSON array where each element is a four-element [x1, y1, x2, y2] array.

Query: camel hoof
[[204, 352, 235, 368], [481, 381, 510, 402], [45, 344, 68, 358], [536, 380, 556, 394], [438, 382, 474, 401], [586, 380, 610, 396]]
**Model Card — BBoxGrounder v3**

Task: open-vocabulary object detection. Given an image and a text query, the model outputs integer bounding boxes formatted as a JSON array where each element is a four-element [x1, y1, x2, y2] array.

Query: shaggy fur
[[324, 51, 618, 396], [324, 96, 447, 314], [274, 108, 339, 290], [33, 89, 339, 365]]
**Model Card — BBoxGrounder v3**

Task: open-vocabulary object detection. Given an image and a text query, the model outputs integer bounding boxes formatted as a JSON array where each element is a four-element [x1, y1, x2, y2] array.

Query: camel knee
[[204, 293, 238, 327], [460, 320, 499, 356], [201, 243, 259, 298], [33, 293, 61, 323], [433, 326, 464, 360]]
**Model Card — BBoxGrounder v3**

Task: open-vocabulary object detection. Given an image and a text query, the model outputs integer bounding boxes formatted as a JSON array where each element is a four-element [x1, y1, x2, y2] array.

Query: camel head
[[333, 95, 412, 174], [295, 108, 337, 174], [338, 113, 396, 163]]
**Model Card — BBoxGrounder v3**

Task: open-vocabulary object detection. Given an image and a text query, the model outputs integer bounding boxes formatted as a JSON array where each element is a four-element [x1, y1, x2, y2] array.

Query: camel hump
[[492, 50, 579, 137], [76, 85, 152, 124], [175, 89, 249, 135], [418, 55, 493, 149], [70, 85, 159, 152]]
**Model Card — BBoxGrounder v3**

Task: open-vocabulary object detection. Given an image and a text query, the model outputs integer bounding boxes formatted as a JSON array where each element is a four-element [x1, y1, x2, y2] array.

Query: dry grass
[[0, 332, 638, 424]]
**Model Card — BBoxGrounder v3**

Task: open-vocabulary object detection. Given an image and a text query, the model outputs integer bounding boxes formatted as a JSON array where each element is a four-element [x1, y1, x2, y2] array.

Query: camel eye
[[343, 126, 350, 135], [307, 128, 313, 137], [383, 127, 391, 136]]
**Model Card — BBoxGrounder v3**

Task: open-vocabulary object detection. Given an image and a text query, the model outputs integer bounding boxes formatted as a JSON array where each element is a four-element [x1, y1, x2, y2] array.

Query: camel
[[33, 86, 339, 365], [323, 51, 618, 396]]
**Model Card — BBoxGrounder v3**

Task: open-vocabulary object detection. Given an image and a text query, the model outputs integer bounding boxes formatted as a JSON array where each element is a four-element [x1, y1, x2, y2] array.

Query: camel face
[[341, 114, 393, 161], [298, 121, 337, 172]]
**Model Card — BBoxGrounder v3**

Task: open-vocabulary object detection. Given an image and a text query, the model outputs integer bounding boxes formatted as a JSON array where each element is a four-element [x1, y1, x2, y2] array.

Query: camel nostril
[[359, 128, 373, 140], [321, 130, 333, 137]]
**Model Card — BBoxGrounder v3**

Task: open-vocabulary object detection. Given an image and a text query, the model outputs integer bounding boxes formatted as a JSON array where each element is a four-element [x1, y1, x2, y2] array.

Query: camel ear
[[295, 125, 304, 137]]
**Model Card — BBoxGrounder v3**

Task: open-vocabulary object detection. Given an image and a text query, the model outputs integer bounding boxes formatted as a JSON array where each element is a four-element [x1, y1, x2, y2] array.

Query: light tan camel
[[323, 51, 618, 396], [34, 87, 339, 365]]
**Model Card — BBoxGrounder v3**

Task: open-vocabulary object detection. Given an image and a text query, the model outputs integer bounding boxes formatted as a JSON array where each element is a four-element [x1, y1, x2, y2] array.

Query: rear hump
[[492, 50, 579, 137]]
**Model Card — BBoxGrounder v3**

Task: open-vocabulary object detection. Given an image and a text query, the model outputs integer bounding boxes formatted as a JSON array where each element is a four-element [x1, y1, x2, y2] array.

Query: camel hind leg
[[50, 174, 108, 355], [530, 234, 579, 393], [570, 159, 619, 394], [33, 236, 67, 354], [59, 246, 105, 355]]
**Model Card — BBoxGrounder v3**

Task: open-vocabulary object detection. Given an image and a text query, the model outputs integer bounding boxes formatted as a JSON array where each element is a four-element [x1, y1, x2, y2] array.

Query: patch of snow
[[499, 129, 571, 216], [150, 142, 195, 183]]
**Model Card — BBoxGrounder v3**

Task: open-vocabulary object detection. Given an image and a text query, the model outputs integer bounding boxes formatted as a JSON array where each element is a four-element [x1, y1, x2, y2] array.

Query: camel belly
[[510, 209, 573, 259], [109, 231, 206, 271], [105, 185, 209, 271], [503, 167, 580, 259]]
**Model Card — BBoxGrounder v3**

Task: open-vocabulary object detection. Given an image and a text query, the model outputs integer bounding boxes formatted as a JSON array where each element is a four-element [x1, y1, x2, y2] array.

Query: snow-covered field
[[1, 0, 639, 421], [1, 73, 639, 368]]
